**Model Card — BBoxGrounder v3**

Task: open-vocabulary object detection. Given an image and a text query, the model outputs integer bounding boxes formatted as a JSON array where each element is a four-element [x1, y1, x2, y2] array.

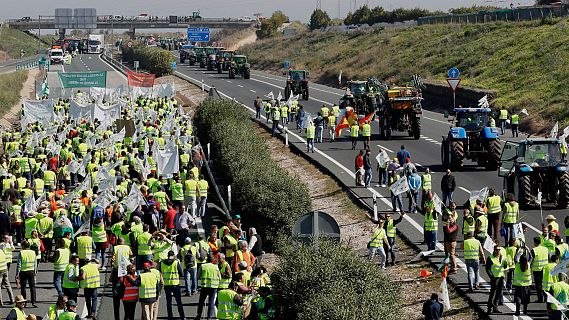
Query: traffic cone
[[420, 269, 432, 278]]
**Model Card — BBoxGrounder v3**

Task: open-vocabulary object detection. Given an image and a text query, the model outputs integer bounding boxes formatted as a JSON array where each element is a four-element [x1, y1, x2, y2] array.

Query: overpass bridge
[[6, 16, 255, 38]]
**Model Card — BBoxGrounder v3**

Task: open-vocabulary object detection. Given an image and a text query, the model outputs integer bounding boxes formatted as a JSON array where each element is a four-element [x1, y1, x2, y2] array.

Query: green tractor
[[284, 69, 309, 100], [339, 79, 383, 115], [196, 47, 208, 68], [206, 46, 224, 71], [217, 50, 235, 74], [228, 55, 250, 79]]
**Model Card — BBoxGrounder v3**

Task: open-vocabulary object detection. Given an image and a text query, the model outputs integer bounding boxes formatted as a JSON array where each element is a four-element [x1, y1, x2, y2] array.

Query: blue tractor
[[441, 108, 501, 170], [499, 138, 569, 209]]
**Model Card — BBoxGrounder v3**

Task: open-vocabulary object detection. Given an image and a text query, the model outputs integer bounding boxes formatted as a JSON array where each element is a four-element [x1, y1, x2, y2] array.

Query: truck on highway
[[88, 35, 104, 54], [49, 46, 64, 64]]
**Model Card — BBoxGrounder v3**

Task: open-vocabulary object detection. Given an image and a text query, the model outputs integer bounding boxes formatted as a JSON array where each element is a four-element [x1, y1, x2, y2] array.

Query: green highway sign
[[58, 71, 107, 88]]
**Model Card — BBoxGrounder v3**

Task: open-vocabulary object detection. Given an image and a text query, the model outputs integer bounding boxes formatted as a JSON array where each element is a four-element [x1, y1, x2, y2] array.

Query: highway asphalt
[[171, 53, 560, 319]]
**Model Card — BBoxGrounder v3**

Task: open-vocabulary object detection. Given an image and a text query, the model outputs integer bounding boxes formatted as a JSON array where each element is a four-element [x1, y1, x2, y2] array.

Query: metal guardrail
[[418, 4, 569, 25], [101, 51, 132, 74]]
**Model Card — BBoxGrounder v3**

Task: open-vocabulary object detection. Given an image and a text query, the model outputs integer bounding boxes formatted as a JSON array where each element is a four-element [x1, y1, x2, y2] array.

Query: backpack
[[184, 246, 196, 269], [196, 242, 207, 261], [71, 214, 83, 229]]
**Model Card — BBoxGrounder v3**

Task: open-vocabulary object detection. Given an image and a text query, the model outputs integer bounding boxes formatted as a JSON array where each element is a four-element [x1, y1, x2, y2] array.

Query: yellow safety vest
[[198, 180, 208, 197], [200, 263, 220, 288], [550, 282, 569, 310], [490, 255, 504, 278], [499, 109, 508, 120], [171, 182, 184, 201], [486, 195, 502, 214], [38, 216, 54, 238], [513, 263, 532, 287], [424, 212, 438, 232], [77, 236, 93, 260], [20, 249, 36, 271], [63, 264, 79, 288], [549, 221, 559, 233], [463, 238, 480, 260], [10, 307, 26, 320], [542, 262, 558, 291], [370, 228, 385, 247], [386, 219, 396, 238], [219, 261, 231, 289], [91, 224, 107, 243], [137, 232, 153, 255], [54, 248, 70, 272], [511, 114, 519, 124], [184, 179, 198, 197], [161, 260, 180, 286], [113, 245, 131, 268], [139, 272, 159, 299], [422, 174, 431, 190], [476, 215, 488, 237], [350, 125, 359, 137], [217, 289, 241, 320], [362, 124, 371, 137], [24, 218, 38, 239], [503, 202, 518, 224], [0, 249, 6, 272], [80, 263, 100, 289], [531, 245, 549, 271], [154, 191, 168, 209], [306, 126, 315, 139]]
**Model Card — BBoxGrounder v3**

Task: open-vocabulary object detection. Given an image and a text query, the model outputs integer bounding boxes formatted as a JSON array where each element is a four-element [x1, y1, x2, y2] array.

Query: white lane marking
[[458, 186, 470, 194], [237, 84, 243, 88], [227, 80, 232, 83], [250, 77, 334, 106], [208, 88, 532, 319], [194, 217, 206, 238], [250, 90, 256, 93], [377, 145, 394, 153], [424, 116, 450, 125]]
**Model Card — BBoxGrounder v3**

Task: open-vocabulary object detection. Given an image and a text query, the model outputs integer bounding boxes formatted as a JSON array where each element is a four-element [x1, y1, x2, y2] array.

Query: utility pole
[[316, 0, 322, 10], [337, 0, 341, 18]]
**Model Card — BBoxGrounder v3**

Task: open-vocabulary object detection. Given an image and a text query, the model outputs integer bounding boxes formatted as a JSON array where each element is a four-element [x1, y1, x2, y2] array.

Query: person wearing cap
[[16, 241, 36, 308], [195, 254, 221, 320], [159, 251, 185, 320], [75, 229, 94, 268], [53, 238, 70, 297], [133, 261, 163, 320], [6, 294, 27, 320], [217, 281, 244, 320], [152, 230, 174, 263], [248, 227, 263, 269], [62, 255, 80, 304], [78, 258, 100, 319], [58, 300, 80, 320], [546, 215, 559, 234], [180, 237, 198, 296]]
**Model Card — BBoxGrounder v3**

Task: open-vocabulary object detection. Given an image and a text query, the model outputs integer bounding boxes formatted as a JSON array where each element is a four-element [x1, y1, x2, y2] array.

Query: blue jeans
[[198, 196, 207, 217], [164, 285, 185, 320], [195, 287, 217, 319], [297, 117, 304, 130], [466, 259, 480, 290], [184, 268, 197, 294], [425, 230, 437, 251], [316, 126, 323, 143], [391, 193, 403, 213], [500, 119, 506, 135], [378, 168, 387, 185], [84, 288, 98, 316], [364, 168, 372, 187], [503, 222, 515, 246], [442, 191, 454, 205], [386, 237, 396, 263], [53, 271, 64, 296]]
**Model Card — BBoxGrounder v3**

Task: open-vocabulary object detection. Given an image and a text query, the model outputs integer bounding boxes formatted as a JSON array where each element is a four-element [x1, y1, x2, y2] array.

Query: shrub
[[272, 239, 401, 320], [121, 43, 175, 76], [194, 99, 311, 249]]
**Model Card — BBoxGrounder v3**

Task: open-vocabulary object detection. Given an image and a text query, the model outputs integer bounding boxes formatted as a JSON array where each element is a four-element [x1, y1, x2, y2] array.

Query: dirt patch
[[0, 68, 41, 128], [0, 51, 10, 62], [155, 75, 207, 113], [228, 32, 258, 51], [253, 122, 475, 319]]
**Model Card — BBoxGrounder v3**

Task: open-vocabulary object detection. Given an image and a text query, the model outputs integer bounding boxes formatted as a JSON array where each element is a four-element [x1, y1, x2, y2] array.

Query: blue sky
[[2, 0, 534, 22]]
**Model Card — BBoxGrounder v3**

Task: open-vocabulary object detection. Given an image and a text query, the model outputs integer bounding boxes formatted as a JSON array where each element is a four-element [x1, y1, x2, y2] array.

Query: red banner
[[127, 71, 155, 88]]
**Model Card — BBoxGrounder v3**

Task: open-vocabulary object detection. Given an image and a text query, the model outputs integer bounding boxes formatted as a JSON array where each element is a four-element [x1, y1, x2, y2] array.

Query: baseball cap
[[185, 237, 192, 244], [66, 300, 77, 307], [234, 214, 241, 220], [143, 262, 151, 269]]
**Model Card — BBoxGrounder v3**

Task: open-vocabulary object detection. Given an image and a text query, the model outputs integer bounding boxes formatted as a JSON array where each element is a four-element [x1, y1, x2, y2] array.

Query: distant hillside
[[240, 18, 569, 127], [0, 26, 48, 59]]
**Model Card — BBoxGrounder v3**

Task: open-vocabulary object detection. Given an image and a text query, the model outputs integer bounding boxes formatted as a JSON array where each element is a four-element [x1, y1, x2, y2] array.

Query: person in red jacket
[[355, 150, 364, 187], [163, 203, 176, 235]]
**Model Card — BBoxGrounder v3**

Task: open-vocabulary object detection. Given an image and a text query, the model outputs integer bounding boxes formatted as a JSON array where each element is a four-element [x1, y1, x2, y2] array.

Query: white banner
[[512, 222, 524, 240], [389, 177, 409, 196], [483, 236, 496, 253], [440, 278, 451, 310], [69, 100, 93, 121], [432, 193, 443, 214], [22, 99, 55, 125], [376, 150, 390, 168], [468, 187, 488, 205]]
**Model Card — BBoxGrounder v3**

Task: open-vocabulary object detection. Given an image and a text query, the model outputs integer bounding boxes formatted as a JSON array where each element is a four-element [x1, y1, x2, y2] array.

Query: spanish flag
[[335, 109, 358, 136], [359, 111, 376, 125]]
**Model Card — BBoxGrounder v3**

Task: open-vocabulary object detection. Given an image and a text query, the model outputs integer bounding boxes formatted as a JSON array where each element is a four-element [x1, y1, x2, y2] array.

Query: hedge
[[273, 240, 401, 320], [194, 99, 312, 249], [121, 43, 175, 76]]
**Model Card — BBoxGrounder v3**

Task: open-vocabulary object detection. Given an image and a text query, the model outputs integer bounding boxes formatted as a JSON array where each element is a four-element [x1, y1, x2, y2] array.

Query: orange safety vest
[[121, 275, 139, 301]]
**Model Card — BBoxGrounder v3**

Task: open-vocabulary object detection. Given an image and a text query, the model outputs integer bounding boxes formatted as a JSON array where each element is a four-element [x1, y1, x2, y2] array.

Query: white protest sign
[[483, 236, 496, 253], [376, 150, 390, 168], [551, 258, 569, 276], [389, 177, 409, 196], [410, 250, 436, 263], [432, 193, 443, 214], [512, 223, 524, 240]]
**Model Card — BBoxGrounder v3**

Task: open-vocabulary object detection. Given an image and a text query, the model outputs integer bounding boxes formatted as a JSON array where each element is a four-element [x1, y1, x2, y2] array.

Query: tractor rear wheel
[[244, 68, 251, 79], [485, 139, 502, 170], [200, 59, 205, 68], [229, 68, 235, 79], [385, 119, 392, 140], [189, 57, 195, 66], [413, 117, 421, 140], [558, 172, 569, 208], [284, 85, 291, 100], [217, 63, 222, 74], [304, 88, 309, 100], [450, 140, 464, 170], [516, 174, 532, 209]]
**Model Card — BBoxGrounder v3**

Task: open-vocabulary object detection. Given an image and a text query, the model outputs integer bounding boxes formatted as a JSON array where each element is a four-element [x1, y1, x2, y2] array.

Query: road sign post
[[373, 194, 378, 221], [187, 27, 210, 42], [447, 77, 461, 109]]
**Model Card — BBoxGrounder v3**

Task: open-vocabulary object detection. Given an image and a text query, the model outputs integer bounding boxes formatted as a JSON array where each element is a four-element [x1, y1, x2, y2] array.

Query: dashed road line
[[237, 84, 243, 88], [377, 145, 395, 153], [249, 89, 256, 93]]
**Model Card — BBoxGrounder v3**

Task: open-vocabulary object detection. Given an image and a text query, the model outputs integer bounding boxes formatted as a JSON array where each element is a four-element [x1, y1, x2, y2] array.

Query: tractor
[[228, 55, 250, 79], [284, 69, 309, 100], [441, 108, 501, 170], [217, 50, 235, 73], [206, 46, 224, 71], [498, 138, 569, 209], [339, 79, 383, 115], [376, 82, 423, 140], [179, 44, 196, 65]]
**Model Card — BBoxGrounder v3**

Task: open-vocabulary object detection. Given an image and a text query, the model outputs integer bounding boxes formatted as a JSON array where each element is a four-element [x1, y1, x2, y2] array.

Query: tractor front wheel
[[485, 139, 502, 170], [229, 68, 235, 79], [243, 68, 250, 79], [558, 172, 569, 208], [450, 140, 464, 170]]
